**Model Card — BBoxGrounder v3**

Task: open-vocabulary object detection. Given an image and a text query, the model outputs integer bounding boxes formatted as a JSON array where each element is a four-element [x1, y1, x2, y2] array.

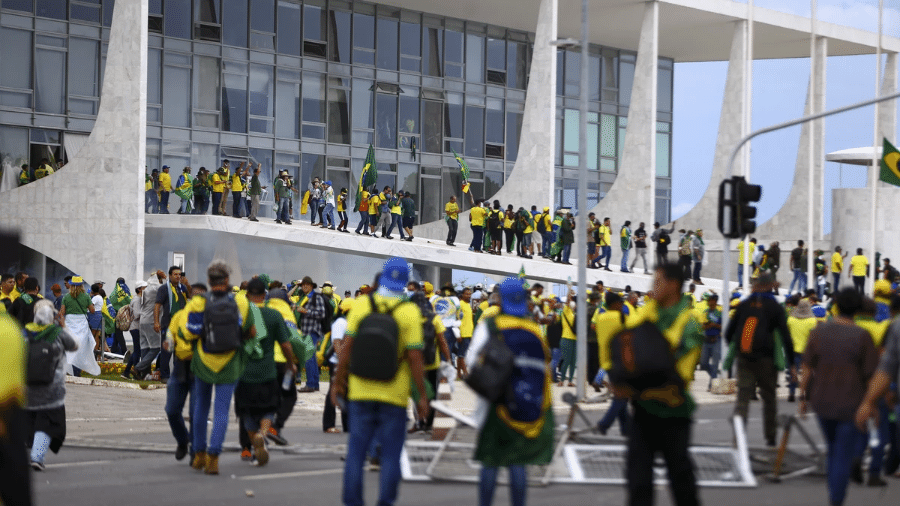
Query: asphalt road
[[27, 383, 900, 506]]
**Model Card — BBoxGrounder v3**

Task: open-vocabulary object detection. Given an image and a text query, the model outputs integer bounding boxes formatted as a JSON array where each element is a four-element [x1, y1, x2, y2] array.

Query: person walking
[[631, 222, 650, 274], [321, 180, 337, 229], [308, 177, 322, 226], [400, 191, 415, 241], [146, 169, 160, 214], [786, 299, 818, 402], [725, 273, 795, 447], [121, 281, 146, 379], [230, 162, 248, 218], [620, 221, 633, 273], [354, 187, 371, 235], [594, 292, 630, 435], [850, 248, 869, 295], [58, 277, 100, 377], [158, 165, 172, 214], [676, 230, 693, 282], [295, 276, 327, 393], [789, 240, 808, 295], [593, 217, 613, 271], [24, 300, 78, 471], [691, 229, 705, 285], [538, 206, 553, 258], [373, 187, 394, 239], [469, 199, 487, 252], [503, 207, 516, 254], [466, 277, 554, 506], [175, 167, 194, 215], [274, 171, 292, 225], [332, 257, 429, 506], [336, 187, 350, 232], [151, 266, 191, 382], [192, 168, 211, 215], [737, 236, 757, 287], [385, 189, 405, 239], [801, 288, 879, 506], [247, 163, 264, 222], [829, 246, 846, 293], [181, 261, 256, 475], [650, 221, 675, 267], [699, 294, 722, 391]]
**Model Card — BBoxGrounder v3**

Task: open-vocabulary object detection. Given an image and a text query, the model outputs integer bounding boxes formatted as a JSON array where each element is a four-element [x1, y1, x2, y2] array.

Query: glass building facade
[[0, 0, 672, 224]]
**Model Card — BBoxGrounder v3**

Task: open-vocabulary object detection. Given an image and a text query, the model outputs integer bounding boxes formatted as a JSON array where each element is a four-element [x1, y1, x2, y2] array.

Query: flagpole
[[807, 0, 816, 296], [574, 0, 589, 402], [871, 0, 883, 288]]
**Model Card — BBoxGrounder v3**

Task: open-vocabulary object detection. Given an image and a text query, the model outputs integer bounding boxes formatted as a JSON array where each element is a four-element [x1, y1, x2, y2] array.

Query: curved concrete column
[[587, 0, 658, 225], [878, 53, 898, 189], [672, 20, 747, 234], [0, 1, 148, 283], [412, 0, 558, 244]]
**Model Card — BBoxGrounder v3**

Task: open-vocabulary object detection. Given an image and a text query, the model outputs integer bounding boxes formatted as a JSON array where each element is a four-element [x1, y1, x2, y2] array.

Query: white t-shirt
[[329, 317, 347, 366], [91, 295, 104, 313], [323, 186, 335, 206]]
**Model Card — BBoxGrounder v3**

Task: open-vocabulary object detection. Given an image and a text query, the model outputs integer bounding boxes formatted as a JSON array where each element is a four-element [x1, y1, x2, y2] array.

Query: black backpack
[[319, 294, 335, 331], [27, 328, 61, 387], [202, 292, 243, 353], [658, 229, 670, 247], [536, 213, 547, 233], [465, 317, 514, 403], [487, 209, 502, 230], [409, 292, 438, 366], [608, 321, 685, 406], [350, 294, 401, 381]]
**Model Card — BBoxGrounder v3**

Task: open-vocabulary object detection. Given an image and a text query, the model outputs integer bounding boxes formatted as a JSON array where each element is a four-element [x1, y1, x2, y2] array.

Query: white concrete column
[[878, 52, 898, 189], [0, 1, 148, 283], [409, 0, 557, 242], [674, 20, 746, 234], [589, 0, 657, 224]]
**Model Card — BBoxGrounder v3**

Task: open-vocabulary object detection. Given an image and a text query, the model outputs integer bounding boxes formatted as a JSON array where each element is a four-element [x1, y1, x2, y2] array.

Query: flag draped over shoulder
[[453, 149, 470, 193], [354, 144, 378, 211], [881, 138, 900, 187]]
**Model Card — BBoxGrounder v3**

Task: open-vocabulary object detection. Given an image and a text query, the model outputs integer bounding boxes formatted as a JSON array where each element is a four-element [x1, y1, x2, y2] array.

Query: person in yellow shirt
[[368, 189, 383, 236], [331, 257, 428, 506], [558, 295, 577, 386], [457, 287, 474, 377], [850, 248, 869, 295], [592, 217, 613, 271], [354, 188, 371, 235], [469, 199, 487, 252], [34, 157, 55, 179], [158, 165, 172, 214], [592, 292, 630, 434], [230, 161, 248, 218], [737, 238, 757, 288], [831, 246, 847, 292], [445, 196, 460, 246], [0, 273, 18, 309], [786, 299, 817, 402], [503, 206, 515, 254], [211, 165, 228, 216], [0, 312, 30, 502]]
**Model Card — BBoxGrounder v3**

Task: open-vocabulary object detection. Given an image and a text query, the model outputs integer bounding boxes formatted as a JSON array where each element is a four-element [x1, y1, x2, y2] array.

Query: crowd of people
[[4, 247, 900, 506]]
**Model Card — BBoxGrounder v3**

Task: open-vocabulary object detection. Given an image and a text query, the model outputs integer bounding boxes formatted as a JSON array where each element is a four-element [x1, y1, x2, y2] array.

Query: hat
[[793, 299, 814, 319], [324, 180, 332, 186], [70, 276, 84, 286], [423, 281, 434, 296], [543, 206, 549, 212], [379, 257, 409, 292], [94, 280, 105, 285], [135, 280, 148, 289], [441, 282, 455, 294], [162, 165, 170, 170], [499, 277, 529, 317], [300, 276, 317, 289], [322, 281, 333, 288], [474, 283, 484, 290]]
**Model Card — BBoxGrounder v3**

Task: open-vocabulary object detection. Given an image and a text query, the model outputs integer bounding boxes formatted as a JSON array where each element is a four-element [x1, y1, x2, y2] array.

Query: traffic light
[[718, 176, 762, 238]]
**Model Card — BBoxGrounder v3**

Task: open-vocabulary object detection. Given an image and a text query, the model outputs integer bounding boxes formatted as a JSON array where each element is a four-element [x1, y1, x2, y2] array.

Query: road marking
[[238, 468, 344, 481], [46, 460, 112, 468]]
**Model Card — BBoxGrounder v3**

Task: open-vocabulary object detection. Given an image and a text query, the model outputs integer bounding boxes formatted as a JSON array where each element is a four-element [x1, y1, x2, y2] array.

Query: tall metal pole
[[741, 0, 754, 292], [807, 0, 817, 295], [870, 0, 883, 288], [574, 0, 589, 401]]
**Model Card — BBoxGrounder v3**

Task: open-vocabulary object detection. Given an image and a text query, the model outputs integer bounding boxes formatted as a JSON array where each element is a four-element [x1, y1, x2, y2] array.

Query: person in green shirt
[[274, 171, 292, 225], [236, 278, 296, 466], [247, 163, 265, 222], [610, 263, 703, 505]]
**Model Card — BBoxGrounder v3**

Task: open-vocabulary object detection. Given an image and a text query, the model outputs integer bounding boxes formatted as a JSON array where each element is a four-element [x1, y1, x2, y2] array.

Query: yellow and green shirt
[[445, 201, 459, 220], [181, 292, 255, 384], [851, 255, 868, 277], [831, 252, 844, 273], [470, 206, 487, 227]]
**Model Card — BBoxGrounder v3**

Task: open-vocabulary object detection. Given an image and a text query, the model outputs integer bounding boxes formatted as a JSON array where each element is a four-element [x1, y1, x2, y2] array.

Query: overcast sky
[[671, 0, 900, 234]]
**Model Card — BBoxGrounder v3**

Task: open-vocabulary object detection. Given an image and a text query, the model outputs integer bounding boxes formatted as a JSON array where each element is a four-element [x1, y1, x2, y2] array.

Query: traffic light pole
[[720, 88, 900, 358]]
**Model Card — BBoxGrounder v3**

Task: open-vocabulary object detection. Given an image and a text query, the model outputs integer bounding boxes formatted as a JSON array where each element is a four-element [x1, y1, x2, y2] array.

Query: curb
[[65, 376, 166, 390]]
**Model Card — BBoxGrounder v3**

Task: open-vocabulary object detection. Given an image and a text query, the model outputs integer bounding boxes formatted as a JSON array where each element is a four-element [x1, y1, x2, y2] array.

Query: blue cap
[[379, 257, 409, 293], [325, 180, 332, 186], [499, 277, 529, 317], [162, 165, 169, 169]]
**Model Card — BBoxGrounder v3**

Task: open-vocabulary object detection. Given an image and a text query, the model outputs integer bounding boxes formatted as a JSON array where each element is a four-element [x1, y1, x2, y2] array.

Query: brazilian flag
[[354, 144, 378, 212], [881, 138, 900, 187], [452, 148, 470, 193]]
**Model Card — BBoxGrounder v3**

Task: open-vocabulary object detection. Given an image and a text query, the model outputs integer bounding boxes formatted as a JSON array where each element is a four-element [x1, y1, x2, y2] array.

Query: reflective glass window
[[422, 100, 442, 154], [444, 92, 463, 139], [328, 85, 350, 144], [223, 0, 247, 47], [556, 49, 564, 96], [2, 0, 33, 13], [564, 50, 580, 97], [196, 0, 220, 23], [163, 63, 190, 127], [507, 42, 527, 90], [71, 3, 101, 23], [301, 153, 325, 187], [304, 4, 325, 41], [465, 34, 483, 83], [276, 1, 301, 55], [0, 126, 29, 173], [505, 111, 521, 161], [302, 72, 325, 123], [602, 50, 618, 100], [444, 30, 463, 79], [619, 53, 635, 106], [249, 64, 274, 133], [148, 48, 162, 105], [587, 122, 598, 170], [398, 88, 418, 150], [222, 61, 248, 132], [422, 27, 442, 77], [35, 48, 65, 114], [563, 109, 579, 154], [164, 0, 190, 38], [484, 169, 502, 196], [0, 28, 32, 91], [375, 93, 397, 149], [465, 105, 484, 158], [275, 70, 300, 138], [353, 13, 374, 65], [397, 163, 417, 198], [250, 0, 275, 32], [36, 0, 66, 19], [328, 9, 350, 63], [69, 38, 99, 102], [600, 114, 616, 157], [589, 53, 601, 101], [103, 0, 114, 26], [485, 98, 503, 144], [487, 38, 505, 70], [656, 132, 670, 177], [150, 0, 162, 15], [420, 176, 440, 223], [399, 22, 420, 72], [658, 62, 673, 113], [376, 17, 398, 70], [193, 55, 220, 128], [351, 78, 373, 130]]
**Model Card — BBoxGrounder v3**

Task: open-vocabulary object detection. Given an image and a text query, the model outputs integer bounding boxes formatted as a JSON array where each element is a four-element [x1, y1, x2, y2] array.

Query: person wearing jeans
[[445, 196, 459, 245], [180, 261, 254, 475], [295, 276, 326, 393]]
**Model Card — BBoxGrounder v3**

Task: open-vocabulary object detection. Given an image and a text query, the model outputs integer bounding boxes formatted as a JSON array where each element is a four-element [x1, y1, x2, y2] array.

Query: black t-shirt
[[10, 295, 38, 326], [791, 247, 805, 269], [155, 282, 188, 329], [634, 228, 647, 248]]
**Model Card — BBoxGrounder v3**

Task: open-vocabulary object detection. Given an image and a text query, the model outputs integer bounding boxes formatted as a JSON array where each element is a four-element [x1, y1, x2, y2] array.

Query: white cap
[[136, 281, 148, 289]]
